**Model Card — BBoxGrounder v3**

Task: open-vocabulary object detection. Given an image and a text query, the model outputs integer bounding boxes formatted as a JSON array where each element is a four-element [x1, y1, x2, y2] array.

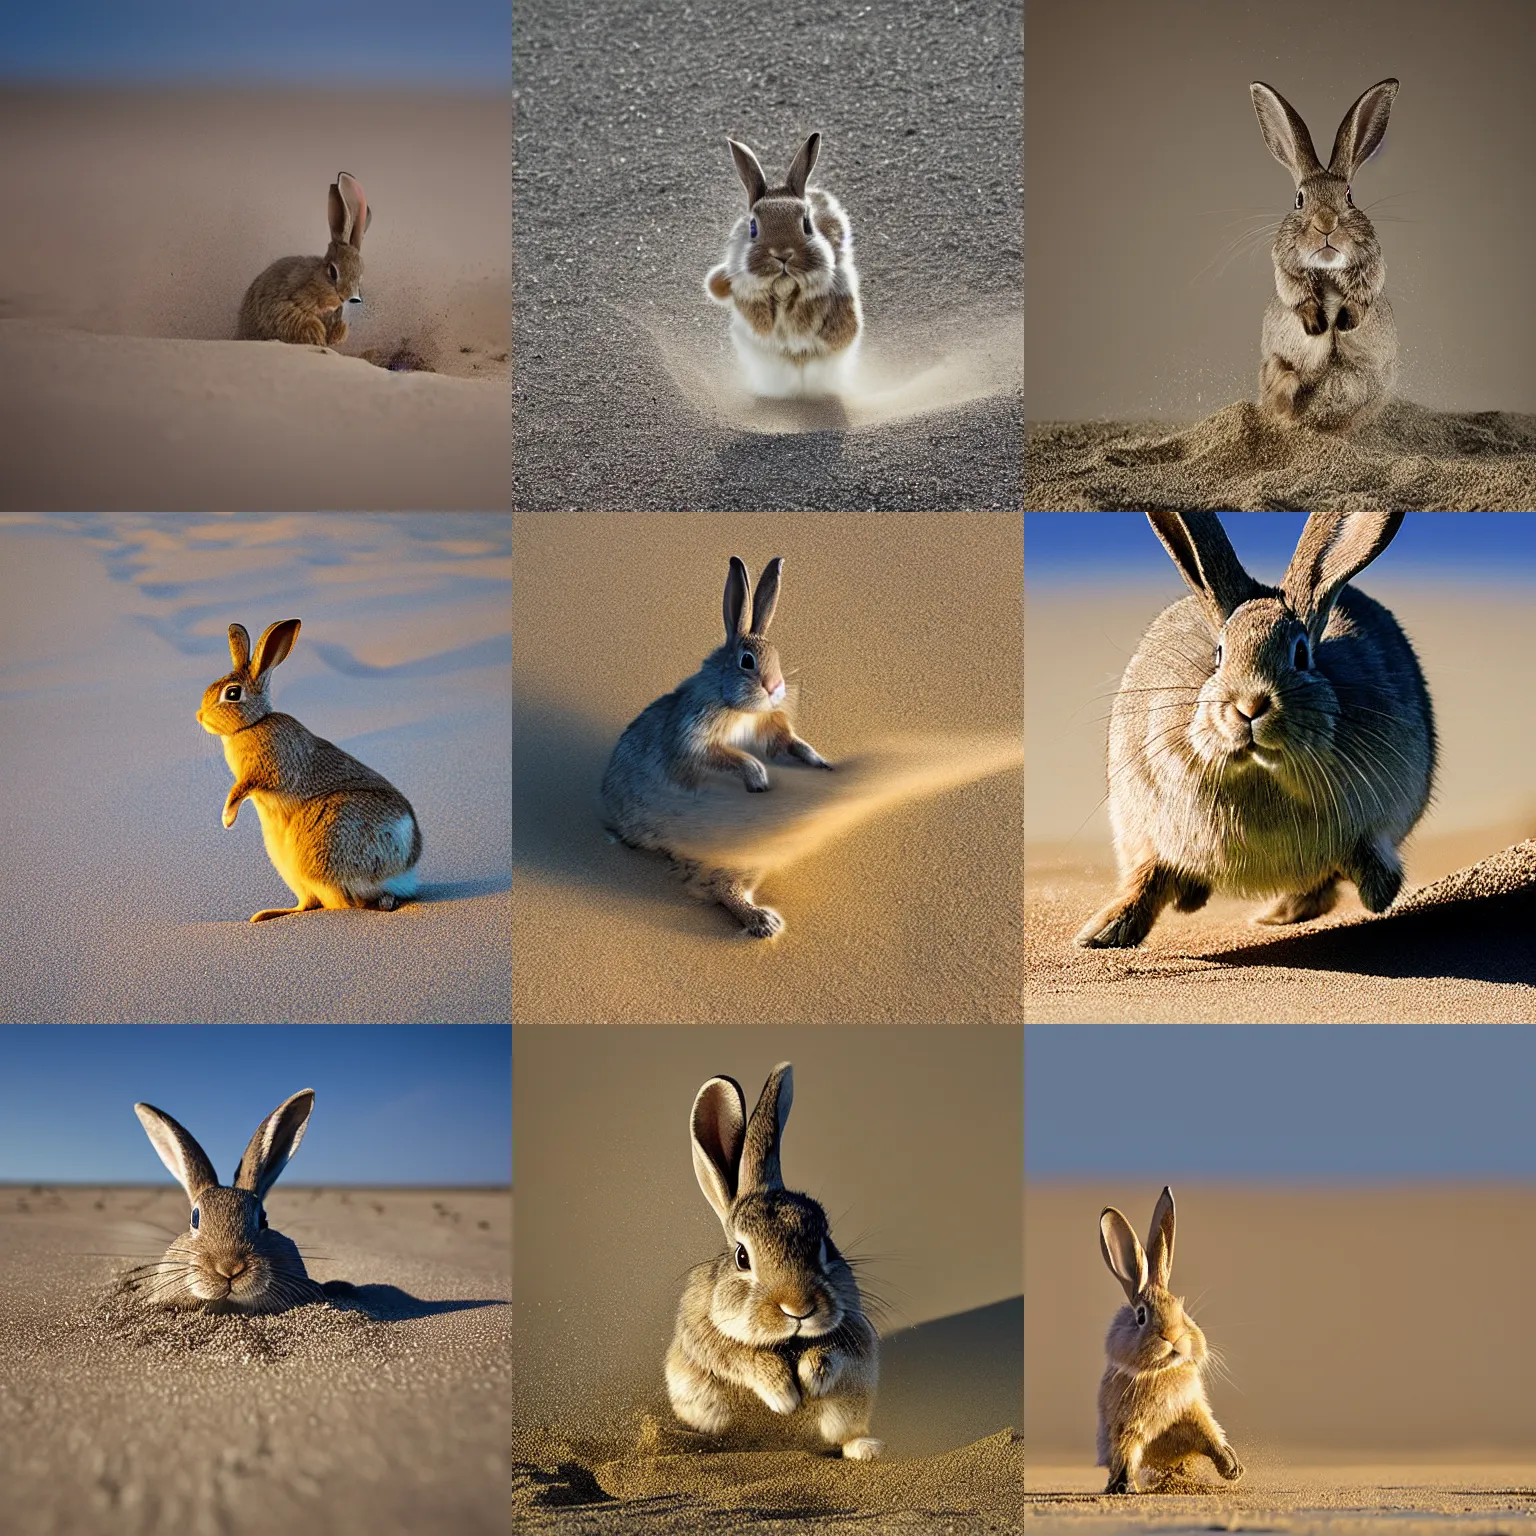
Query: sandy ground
[[1025, 580, 1536, 1022], [0, 87, 509, 510], [512, 1027, 1022, 1530], [0, 515, 510, 1023], [511, 0, 1023, 511], [1026, 401, 1536, 511], [512, 513, 1023, 1023], [0, 1184, 510, 1536], [1025, 1184, 1536, 1529]]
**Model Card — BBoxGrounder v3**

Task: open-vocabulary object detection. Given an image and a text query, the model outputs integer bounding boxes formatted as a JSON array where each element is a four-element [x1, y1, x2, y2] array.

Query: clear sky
[[1026, 512, 1536, 579], [0, 2, 509, 87], [0, 1026, 510, 1185], [1027, 1026, 1536, 1180]]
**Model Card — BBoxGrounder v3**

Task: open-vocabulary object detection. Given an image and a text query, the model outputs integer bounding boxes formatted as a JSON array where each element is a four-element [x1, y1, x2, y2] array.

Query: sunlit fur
[[601, 557, 832, 937], [1098, 1190, 1241, 1494], [1252, 81, 1398, 430], [237, 172, 370, 346], [197, 618, 422, 922], [1077, 513, 1435, 949], [132, 1093, 324, 1315], [705, 135, 862, 398]]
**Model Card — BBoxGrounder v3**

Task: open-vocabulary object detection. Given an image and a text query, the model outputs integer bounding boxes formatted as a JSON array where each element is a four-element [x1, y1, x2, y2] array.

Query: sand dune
[[0, 515, 510, 1023], [0, 86, 509, 510], [0, 1184, 510, 1536], [1026, 400, 1536, 510]]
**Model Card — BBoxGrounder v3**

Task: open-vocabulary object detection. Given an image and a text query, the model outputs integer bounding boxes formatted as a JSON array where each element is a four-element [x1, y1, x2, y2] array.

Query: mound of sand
[[512, 1424, 1022, 1532], [1026, 400, 1536, 510]]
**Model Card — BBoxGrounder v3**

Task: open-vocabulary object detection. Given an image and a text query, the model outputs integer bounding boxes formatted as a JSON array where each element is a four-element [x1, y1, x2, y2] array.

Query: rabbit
[[130, 1089, 327, 1314], [666, 1063, 883, 1460], [705, 133, 863, 398], [1251, 79, 1399, 430], [197, 618, 422, 922], [1098, 1187, 1242, 1494], [600, 556, 832, 939], [1076, 512, 1435, 949], [237, 171, 372, 346]]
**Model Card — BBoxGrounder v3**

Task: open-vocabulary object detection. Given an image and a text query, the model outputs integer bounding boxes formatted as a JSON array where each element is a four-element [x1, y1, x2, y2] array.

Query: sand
[[0, 1184, 510, 1536], [511, 0, 1022, 511], [1024, 579, 1536, 1022], [1024, 1184, 1536, 1529], [0, 87, 509, 511], [0, 514, 511, 1023], [512, 1026, 1023, 1530], [1026, 400, 1536, 511], [512, 513, 1024, 1024]]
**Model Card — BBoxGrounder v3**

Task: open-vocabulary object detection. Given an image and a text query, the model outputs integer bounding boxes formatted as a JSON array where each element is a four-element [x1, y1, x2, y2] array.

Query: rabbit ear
[[786, 133, 820, 197], [337, 171, 370, 249], [1146, 513, 1261, 631], [135, 1103, 220, 1201], [328, 181, 349, 243], [252, 618, 301, 681], [690, 1075, 747, 1227], [1327, 79, 1398, 179], [234, 1089, 315, 1199], [1100, 1207, 1148, 1303], [228, 623, 251, 673], [723, 557, 752, 641], [1146, 1186, 1176, 1289], [740, 1062, 792, 1194], [728, 139, 768, 206], [1281, 512, 1404, 642], [751, 557, 783, 634], [1250, 81, 1324, 182]]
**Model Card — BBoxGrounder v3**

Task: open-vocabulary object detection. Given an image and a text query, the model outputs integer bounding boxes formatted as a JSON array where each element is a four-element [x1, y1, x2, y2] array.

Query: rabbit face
[[197, 670, 271, 737], [1107, 1286, 1209, 1373], [742, 195, 834, 292], [1186, 597, 1339, 786], [715, 1190, 847, 1345], [161, 1187, 283, 1309], [1276, 174, 1380, 279], [324, 241, 365, 309], [718, 635, 786, 712]]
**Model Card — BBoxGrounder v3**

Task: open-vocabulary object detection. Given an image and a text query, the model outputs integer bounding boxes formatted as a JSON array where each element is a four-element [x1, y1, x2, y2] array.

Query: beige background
[[1026, 1182, 1536, 1455], [512, 512, 1024, 1023], [1026, 0, 1536, 420], [512, 1025, 1022, 1458]]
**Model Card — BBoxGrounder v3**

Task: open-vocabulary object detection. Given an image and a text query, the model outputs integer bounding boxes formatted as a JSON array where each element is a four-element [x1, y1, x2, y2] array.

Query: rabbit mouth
[[1307, 241, 1349, 269]]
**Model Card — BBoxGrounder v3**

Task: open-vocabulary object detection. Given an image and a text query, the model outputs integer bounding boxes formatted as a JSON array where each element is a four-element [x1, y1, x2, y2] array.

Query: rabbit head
[[1145, 511, 1407, 797], [197, 618, 301, 738], [724, 135, 837, 293], [322, 171, 371, 309], [690, 1063, 850, 1346], [1252, 80, 1396, 287], [134, 1089, 317, 1312], [707, 556, 788, 713], [1100, 1187, 1208, 1376]]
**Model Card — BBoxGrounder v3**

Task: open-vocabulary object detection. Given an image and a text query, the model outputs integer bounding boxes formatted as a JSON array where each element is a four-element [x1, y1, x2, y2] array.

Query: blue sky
[[0, 2, 509, 87], [1026, 512, 1536, 580], [0, 1026, 510, 1184], [1027, 1027, 1536, 1180]]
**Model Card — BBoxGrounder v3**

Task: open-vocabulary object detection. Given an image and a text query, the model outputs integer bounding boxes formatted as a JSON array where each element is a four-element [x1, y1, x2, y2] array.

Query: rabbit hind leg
[[1075, 858, 1179, 948], [272, 304, 329, 347], [815, 1389, 882, 1460], [1254, 876, 1340, 926], [682, 860, 784, 939], [1259, 355, 1304, 420], [250, 894, 323, 922]]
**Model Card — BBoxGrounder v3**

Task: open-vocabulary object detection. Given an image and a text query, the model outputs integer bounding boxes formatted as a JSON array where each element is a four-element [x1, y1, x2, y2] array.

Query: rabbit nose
[[347, 295, 362, 305], [1314, 208, 1338, 235], [779, 1301, 815, 1320], [1234, 691, 1271, 723], [214, 1258, 247, 1279]]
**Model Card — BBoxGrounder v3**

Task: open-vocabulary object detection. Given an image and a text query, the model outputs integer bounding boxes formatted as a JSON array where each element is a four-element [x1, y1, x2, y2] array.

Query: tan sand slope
[[0, 516, 510, 1023], [513, 513, 1024, 1024], [1026, 400, 1536, 510], [0, 1185, 510, 1536], [0, 87, 509, 510]]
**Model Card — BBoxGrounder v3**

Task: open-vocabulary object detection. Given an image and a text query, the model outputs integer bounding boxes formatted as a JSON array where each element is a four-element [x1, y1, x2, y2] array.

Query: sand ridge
[[1026, 399, 1536, 510]]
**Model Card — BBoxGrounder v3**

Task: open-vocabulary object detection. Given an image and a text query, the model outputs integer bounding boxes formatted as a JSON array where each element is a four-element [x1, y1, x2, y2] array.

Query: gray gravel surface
[[513, 0, 1023, 510]]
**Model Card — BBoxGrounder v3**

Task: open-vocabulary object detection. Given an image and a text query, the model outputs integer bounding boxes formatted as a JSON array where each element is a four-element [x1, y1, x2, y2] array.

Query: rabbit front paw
[[796, 1346, 844, 1399], [741, 905, 785, 940], [1296, 297, 1327, 335], [326, 314, 349, 346], [742, 758, 771, 792], [1335, 301, 1365, 332], [1214, 1443, 1243, 1482], [755, 1368, 801, 1416]]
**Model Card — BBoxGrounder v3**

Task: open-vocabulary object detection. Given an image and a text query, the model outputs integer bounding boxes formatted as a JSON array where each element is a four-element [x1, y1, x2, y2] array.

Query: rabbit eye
[[1295, 190, 1304, 209], [803, 213, 812, 236], [1345, 186, 1354, 207], [749, 217, 758, 239], [1135, 1304, 1147, 1325], [735, 1243, 751, 1271], [1213, 642, 1224, 669], [224, 685, 242, 701], [740, 652, 756, 670], [1293, 635, 1312, 670], [327, 262, 340, 282], [190, 1207, 200, 1231]]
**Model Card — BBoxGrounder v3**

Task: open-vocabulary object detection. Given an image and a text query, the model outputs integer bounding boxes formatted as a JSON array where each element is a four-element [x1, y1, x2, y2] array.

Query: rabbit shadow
[[1207, 886, 1536, 985], [334, 1283, 507, 1322]]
